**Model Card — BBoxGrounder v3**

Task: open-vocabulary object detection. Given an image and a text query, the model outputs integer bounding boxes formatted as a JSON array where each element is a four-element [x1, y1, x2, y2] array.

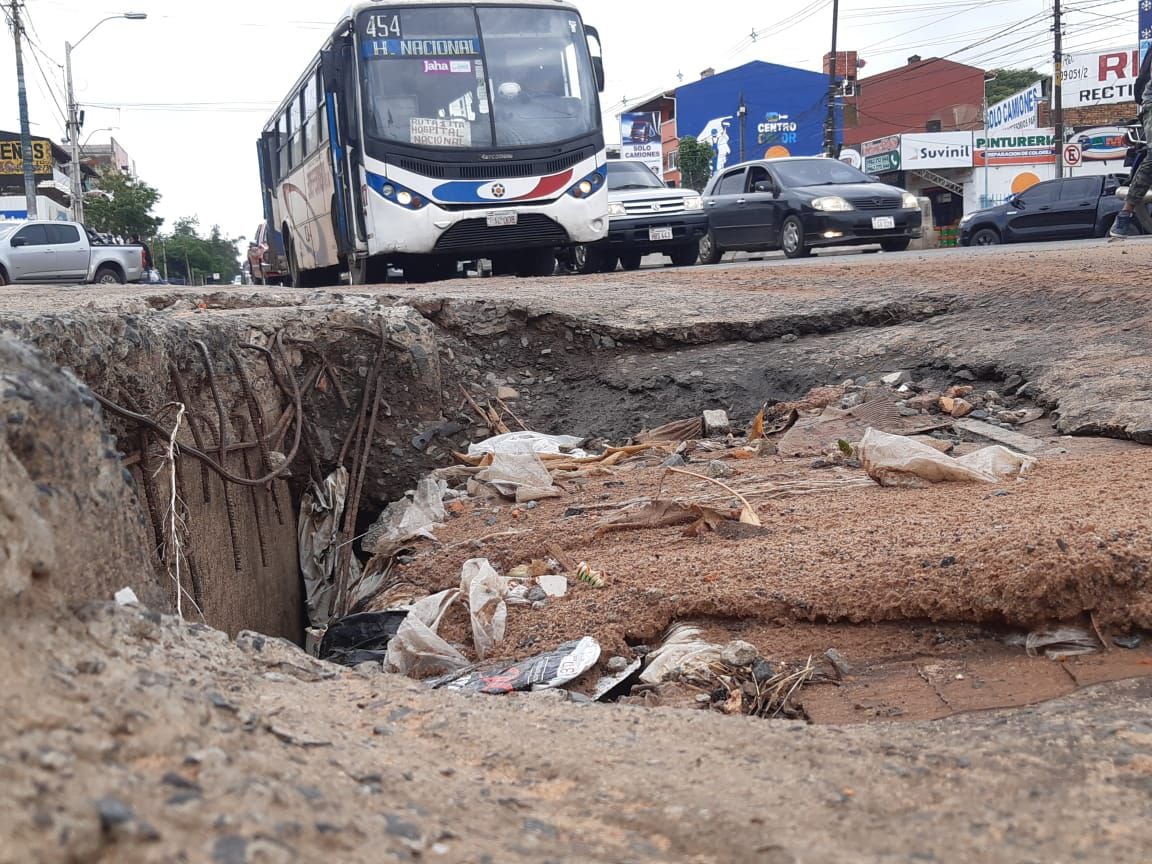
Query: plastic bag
[[437, 636, 602, 694], [460, 558, 509, 660], [297, 467, 349, 629], [468, 431, 587, 458], [384, 589, 469, 678], [858, 428, 1036, 488], [475, 450, 555, 499], [362, 476, 447, 555], [639, 623, 723, 684]]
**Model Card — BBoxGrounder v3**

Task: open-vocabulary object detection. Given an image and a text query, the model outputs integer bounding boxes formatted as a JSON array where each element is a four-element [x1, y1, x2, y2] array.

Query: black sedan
[[958, 174, 1126, 246], [699, 157, 922, 261]]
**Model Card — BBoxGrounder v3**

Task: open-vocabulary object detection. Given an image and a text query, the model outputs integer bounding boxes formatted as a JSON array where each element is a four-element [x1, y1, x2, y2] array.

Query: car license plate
[[649, 226, 674, 241], [487, 212, 518, 227], [872, 216, 896, 230]]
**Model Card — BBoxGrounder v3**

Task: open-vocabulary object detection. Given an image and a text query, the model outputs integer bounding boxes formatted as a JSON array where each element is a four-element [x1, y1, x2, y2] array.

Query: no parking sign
[[1064, 143, 1083, 167]]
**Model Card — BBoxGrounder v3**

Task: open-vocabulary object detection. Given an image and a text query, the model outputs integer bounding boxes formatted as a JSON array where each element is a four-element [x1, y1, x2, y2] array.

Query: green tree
[[677, 136, 715, 192], [155, 217, 242, 285], [83, 169, 163, 238], [984, 69, 1044, 106]]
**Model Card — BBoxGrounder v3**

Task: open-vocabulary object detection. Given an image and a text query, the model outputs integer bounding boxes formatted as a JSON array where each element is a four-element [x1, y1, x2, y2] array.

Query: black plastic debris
[[431, 637, 600, 694], [319, 611, 408, 666]]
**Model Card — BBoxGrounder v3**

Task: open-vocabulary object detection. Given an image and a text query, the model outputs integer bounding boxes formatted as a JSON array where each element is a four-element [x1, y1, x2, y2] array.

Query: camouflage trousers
[[1125, 106, 1152, 207]]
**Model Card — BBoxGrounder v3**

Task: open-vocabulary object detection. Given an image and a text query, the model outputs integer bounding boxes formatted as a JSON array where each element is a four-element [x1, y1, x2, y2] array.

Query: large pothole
[[3, 287, 1150, 726]]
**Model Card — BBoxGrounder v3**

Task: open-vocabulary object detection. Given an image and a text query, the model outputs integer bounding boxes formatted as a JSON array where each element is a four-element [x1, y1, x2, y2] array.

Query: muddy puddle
[[684, 619, 1152, 724]]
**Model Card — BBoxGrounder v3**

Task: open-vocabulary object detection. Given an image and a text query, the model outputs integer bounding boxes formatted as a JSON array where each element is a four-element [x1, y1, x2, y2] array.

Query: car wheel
[[94, 265, 125, 285], [619, 252, 643, 271], [598, 253, 618, 273], [571, 244, 604, 275], [780, 216, 811, 259], [971, 228, 1000, 246], [0, 267, 8, 287], [880, 238, 911, 252], [698, 231, 723, 264], [670, 240, 700, 267]]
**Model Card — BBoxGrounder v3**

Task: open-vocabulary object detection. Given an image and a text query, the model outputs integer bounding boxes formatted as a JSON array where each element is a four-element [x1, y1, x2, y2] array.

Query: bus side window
[[316, 72, 328, 145], [286, 100, 297, 171], [278, 114, 289, 179]]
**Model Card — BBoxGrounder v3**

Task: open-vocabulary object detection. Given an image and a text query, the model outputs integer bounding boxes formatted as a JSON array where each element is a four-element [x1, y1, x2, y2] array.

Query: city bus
[[256, 0, 607, 285]]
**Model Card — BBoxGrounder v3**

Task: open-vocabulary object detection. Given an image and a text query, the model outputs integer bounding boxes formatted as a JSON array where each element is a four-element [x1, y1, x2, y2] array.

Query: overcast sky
[[0, 0, 1134, 244]]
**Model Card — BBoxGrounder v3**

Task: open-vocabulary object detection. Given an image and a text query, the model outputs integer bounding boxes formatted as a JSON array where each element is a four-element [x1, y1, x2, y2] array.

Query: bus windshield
[[358, 5, 599, 150]]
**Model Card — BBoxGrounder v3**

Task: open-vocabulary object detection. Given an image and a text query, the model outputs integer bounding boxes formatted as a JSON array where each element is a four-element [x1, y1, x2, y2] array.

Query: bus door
[[322, 38, 364, 251]]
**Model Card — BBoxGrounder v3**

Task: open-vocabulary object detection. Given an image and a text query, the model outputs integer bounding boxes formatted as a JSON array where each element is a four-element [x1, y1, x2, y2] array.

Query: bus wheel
[[348, 256, 386, 286], [403, 256, 455, 283], [515, 249, 556, 277]]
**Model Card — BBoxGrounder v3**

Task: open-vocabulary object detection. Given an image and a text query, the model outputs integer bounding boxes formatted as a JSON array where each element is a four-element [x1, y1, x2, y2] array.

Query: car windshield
[[771, 158, 875, 188], [607, 161, 664, 190], [359, 5, 599, 150]]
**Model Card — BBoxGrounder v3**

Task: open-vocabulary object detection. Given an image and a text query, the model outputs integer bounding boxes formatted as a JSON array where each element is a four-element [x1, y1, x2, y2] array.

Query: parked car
[[959, 174, 1127, 246], [699, 156, 923, 261], [247, 221, 291, 286], [560, 160, 707, 273], [0, 220, 145, 285]]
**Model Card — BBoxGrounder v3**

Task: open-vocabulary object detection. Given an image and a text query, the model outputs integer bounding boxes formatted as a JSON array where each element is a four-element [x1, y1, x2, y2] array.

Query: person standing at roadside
[[131, 233, 154, 273], [1110, 46, 1152, 238]]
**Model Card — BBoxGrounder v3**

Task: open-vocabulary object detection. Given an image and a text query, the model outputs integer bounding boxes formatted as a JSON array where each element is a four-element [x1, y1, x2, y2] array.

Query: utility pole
[[9, 1, 38, 218], [1053, 0, 1064, 179], [64, 41, 83, 222], [737, 93, 746, 163], [824, 0, 840, 157]]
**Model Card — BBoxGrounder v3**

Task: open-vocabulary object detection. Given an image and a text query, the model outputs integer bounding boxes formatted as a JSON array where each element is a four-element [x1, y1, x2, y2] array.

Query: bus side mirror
[[585, 25, 605, 92]]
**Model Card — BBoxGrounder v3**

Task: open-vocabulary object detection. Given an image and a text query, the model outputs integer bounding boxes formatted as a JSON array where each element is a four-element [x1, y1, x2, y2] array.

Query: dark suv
[[959, 174, 1127, 246]]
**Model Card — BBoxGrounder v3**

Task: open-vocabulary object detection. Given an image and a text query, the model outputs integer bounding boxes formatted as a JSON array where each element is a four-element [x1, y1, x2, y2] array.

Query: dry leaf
[[683, 505, 735, 537], [748, 407, 766, 441], [727, 448, 756, 460], [596, 500, 739, 537], [739, 506, 763, 527]]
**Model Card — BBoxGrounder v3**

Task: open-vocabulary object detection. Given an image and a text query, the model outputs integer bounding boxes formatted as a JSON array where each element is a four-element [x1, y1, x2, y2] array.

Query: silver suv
[[564, 160, 707, 272]]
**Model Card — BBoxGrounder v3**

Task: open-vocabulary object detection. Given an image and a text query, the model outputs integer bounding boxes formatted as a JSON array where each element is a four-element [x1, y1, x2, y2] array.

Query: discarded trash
[[575, 561, 605, 587], [298, 467, 349, 629], [952, 418, 1045, 454], [536, 574, 569, 598], [592, 657, 643, 701], [595, 499, 740, 538], [362, 476, 447, 556], [858, 428, 1036, 488], [636, 416, 704, 444], [1113, 633, 1144, 650], [461, 558, 508, 660], [319, 611, 407, 666], [1007, 625, 1099, 659], [114, 587, 139, 606], [475, 450, 556, 501], [384, 590, 469, 678], [720, 640, 759, 667], [436, 636, 601, 694], [640, 624, 723, 685], [468, 431, 587, 458]]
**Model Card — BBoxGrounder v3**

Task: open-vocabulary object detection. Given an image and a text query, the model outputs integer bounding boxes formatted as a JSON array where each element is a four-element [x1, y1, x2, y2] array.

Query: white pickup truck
[[0, 220, 145, 286]]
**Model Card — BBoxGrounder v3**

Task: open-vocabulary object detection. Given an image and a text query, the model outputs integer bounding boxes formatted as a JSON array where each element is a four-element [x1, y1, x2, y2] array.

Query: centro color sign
[[1060, 46, 1140, 108], [861, 135, 900, 173], [986, 82, 1043, 131]]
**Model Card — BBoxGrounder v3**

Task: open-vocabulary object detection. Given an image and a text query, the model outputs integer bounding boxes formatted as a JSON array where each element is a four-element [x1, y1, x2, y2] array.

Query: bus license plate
[[487, 212, 518, 227], [649, 226, 673, 241], [872, 216, 896, 230]]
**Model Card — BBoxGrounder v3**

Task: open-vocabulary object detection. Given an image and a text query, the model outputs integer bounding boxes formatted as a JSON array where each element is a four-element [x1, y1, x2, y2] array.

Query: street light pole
[[9, 0, 38, 218], [64, 12, 147, 223]]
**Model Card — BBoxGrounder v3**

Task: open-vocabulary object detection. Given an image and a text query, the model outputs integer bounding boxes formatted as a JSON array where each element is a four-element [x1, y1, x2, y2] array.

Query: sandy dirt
[[4, 242, 1152, 861]]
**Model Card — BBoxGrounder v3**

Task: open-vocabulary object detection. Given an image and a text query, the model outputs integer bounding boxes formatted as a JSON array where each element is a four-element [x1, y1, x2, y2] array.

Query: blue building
[[676, 61, 837, 174]]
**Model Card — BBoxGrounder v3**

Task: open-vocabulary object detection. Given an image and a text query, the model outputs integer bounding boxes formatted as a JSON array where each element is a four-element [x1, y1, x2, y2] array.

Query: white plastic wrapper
[[467, 431, 587, 458], [858, 428, 1036, 487]]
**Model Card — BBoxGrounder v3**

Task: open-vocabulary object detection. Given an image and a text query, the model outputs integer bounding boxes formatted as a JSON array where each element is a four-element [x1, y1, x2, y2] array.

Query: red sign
[[1063, 143, 1083, 166]]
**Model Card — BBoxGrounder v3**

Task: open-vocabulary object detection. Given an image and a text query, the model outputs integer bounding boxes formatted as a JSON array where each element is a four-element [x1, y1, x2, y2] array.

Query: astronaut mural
[[677, 61, 834, 176], [698, 117, 733, 173]]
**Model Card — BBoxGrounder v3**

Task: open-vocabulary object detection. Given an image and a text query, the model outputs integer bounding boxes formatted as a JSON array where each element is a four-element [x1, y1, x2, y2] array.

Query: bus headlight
[[567, 167, 607, 198], [397, 191, 413, 206], [381, 184, 395, 198], [366, 173, 428, 210]]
